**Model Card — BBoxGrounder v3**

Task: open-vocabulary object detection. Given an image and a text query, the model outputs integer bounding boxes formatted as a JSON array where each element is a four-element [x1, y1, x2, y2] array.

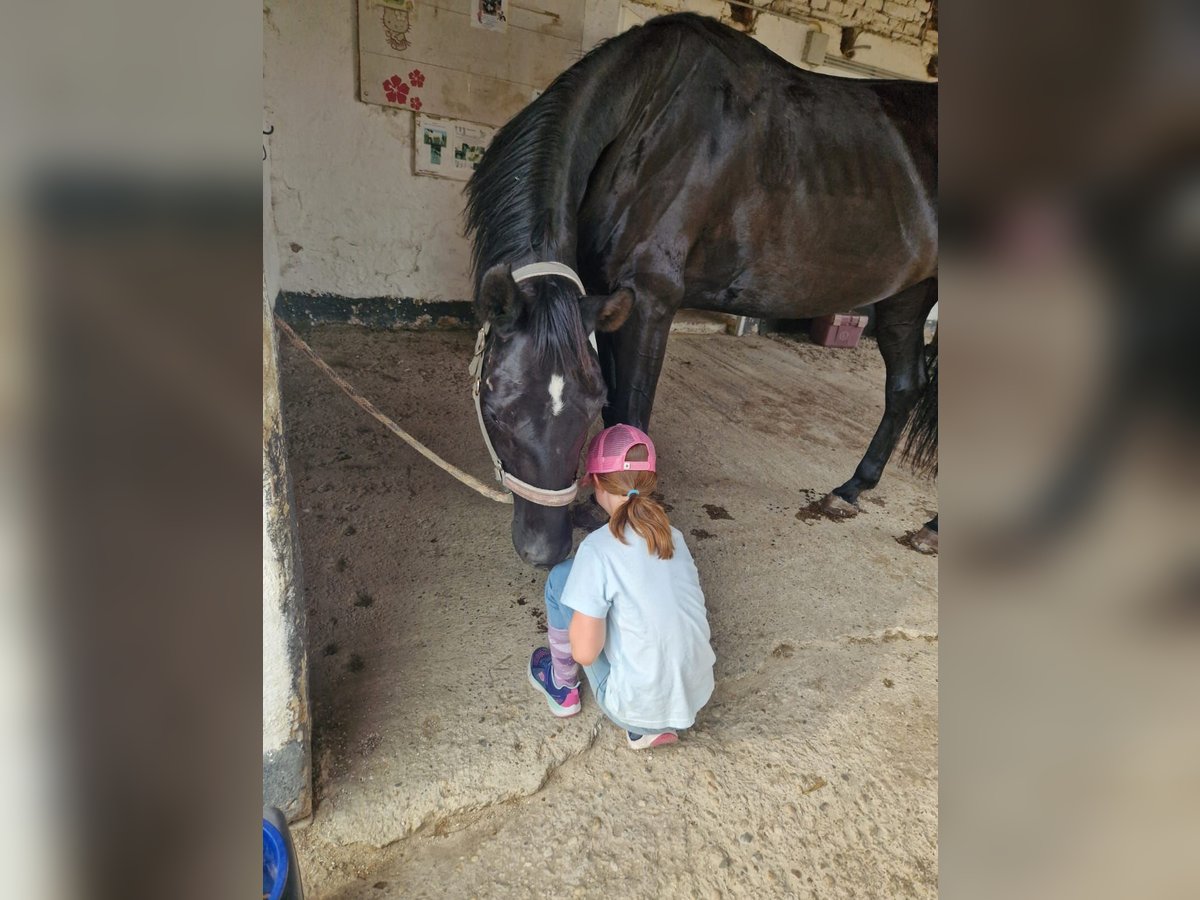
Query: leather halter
[[468, 262, 592, 507]]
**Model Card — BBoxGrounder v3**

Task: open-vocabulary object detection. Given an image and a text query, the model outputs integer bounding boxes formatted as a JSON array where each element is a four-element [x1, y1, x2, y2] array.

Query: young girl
[[527, 425, 716, 749]]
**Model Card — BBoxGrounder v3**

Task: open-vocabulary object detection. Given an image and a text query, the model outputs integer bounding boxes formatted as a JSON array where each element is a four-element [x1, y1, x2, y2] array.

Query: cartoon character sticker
[[380, 0, 414, 51]]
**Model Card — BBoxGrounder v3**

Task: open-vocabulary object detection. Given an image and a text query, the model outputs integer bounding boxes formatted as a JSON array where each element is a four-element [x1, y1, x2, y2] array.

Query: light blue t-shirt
[[560, 525, 715, 731]]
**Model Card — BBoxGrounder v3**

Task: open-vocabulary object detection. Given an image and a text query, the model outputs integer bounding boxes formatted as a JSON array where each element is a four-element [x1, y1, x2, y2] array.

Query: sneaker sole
[[527, 668, 580, 718], [627, 731, 678, 750]]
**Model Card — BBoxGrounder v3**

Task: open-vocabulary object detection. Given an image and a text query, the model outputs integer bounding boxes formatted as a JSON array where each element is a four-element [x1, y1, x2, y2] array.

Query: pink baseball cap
[[585, 425, 657, 475]]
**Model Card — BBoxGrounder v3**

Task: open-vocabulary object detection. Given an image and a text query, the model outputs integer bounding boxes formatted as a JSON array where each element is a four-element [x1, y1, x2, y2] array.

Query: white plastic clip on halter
[[468, 262, 595, 508]]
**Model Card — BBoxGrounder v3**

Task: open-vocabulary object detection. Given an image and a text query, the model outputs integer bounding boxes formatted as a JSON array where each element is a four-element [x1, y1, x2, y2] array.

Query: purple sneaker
[[527, 648, 580, 717]]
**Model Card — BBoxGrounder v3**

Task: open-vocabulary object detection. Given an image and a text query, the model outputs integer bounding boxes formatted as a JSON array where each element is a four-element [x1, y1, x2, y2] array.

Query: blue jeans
[[544, 559, 669, 736]]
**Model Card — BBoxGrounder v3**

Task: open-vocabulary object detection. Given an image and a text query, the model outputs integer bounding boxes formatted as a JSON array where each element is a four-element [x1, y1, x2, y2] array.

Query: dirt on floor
[[279, 326, 938, 898]]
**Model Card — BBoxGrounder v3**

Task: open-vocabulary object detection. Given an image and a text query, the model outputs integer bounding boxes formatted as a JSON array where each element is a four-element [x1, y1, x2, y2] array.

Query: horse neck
[[472, 29, 667, 279], [533, 66, 635, 262]]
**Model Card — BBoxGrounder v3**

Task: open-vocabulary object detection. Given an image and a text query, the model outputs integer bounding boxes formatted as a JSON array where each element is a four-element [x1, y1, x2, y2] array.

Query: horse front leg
[[573, 296, 674, 531], [822, 278, 936, 518], [602, 299, 675, 430]]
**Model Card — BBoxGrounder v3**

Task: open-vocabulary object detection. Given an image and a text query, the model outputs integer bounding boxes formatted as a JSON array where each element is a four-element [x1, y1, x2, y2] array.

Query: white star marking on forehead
[[548, 374, 565, 416]]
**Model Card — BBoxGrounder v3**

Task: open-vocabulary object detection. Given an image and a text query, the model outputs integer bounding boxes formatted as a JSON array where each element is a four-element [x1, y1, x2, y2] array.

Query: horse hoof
[[570, 500, 608, 532], [820, 493, 859, 519], [906, 526, 939, 555]]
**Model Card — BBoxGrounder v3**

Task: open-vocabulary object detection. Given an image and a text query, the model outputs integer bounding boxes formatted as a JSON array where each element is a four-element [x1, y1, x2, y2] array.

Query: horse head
[[473, 264, 631, 566]]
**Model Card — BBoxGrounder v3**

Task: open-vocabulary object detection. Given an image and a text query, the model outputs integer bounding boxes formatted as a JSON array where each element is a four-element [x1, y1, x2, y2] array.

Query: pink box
[[810, 314, 868, 348]]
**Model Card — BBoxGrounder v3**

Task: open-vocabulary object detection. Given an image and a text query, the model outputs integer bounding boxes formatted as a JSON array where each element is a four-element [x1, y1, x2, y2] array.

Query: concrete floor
[[279, 326, 938, 898]]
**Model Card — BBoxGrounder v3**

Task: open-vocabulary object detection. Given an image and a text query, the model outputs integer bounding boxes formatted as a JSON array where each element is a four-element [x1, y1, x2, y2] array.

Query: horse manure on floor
[[795, 499, 829, 525]]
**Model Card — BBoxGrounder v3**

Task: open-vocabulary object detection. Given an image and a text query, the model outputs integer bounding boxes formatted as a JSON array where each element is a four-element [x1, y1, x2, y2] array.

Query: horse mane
[[463, 17, 710, 284], [464, 77, 582, 291], [464, 33, 628, 378], [462, 13, 761, 374]]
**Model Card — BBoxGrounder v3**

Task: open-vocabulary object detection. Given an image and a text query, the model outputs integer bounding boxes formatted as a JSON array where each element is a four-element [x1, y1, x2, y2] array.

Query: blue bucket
[[262, 819, 289, 900]]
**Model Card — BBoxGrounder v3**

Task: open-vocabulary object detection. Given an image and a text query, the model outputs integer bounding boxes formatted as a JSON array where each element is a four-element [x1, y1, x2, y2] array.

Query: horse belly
[[685, 200, 933, 317]]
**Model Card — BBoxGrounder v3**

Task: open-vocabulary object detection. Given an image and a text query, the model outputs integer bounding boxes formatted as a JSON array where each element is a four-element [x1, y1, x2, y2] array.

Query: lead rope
[[274, 315, 512, 504], [275, 263, 593, 508]]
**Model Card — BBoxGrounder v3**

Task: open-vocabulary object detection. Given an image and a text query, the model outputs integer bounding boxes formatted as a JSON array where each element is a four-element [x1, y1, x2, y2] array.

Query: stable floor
[[279, 326, 938, 898]]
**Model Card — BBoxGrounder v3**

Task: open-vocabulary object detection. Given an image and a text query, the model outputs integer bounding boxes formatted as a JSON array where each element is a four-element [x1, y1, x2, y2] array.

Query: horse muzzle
[[512, 503, 573, 568]]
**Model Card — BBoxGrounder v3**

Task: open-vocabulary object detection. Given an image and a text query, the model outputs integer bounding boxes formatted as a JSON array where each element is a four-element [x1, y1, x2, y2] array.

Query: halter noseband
[[468, 262, 592, 508]]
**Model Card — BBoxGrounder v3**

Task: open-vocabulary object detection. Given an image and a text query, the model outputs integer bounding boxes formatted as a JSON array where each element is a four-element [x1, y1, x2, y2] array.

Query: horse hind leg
[[902, 518, 940, 554], [821, 278, 937, 519]]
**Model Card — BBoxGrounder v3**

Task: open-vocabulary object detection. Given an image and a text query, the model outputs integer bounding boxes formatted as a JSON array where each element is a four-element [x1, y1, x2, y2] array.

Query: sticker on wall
[[358, 0, 581, 126], [379, 0, 414, 52], [380, 67, 426, 111], [471, 0, 508, 32], [414, 113, 496, 182]]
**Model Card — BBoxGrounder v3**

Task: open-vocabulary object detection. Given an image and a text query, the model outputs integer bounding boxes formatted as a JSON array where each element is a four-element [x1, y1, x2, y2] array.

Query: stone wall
[[627, 0, 935, 79], [786, 0, 938, 50], [627, 0, 936, 77]]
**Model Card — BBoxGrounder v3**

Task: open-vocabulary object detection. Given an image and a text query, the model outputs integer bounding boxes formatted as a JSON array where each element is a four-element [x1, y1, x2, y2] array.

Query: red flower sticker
[[409, 97, 422, 111], [382, 75, 409, 105], [408, 69, 426, 88]]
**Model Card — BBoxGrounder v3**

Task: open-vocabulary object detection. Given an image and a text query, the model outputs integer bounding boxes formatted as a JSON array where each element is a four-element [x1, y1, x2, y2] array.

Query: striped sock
[[546, 626, 580, 688]]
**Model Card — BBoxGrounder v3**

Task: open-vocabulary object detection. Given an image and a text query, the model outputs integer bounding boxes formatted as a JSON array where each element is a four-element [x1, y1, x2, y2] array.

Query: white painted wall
[[263, 129, 309, 820], [263, 256, 311, 818], [264, 0, 480, 301], [262, 509, 293, 754], [263, 131, 281, 309], [263, 119, 289, 755]]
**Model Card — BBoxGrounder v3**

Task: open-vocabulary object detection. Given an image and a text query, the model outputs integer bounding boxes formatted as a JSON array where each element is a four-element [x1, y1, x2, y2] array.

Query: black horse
[[466, 13, 937, 567]]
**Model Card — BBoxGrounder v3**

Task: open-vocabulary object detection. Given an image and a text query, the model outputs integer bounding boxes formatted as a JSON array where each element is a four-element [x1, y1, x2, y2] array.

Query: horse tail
[[901, 327, 938, 478]]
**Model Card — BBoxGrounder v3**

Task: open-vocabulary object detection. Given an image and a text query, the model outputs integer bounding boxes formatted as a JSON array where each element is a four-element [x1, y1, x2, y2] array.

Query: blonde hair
[[592, 445, 674, 559]]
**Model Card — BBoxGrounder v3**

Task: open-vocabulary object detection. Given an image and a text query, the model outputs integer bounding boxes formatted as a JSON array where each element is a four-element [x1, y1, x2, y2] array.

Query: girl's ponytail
[[596, 472, 675, 560]]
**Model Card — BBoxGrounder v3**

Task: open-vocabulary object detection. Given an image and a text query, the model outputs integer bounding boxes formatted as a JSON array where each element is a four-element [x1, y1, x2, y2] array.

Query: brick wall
[[734, 0, 937, 53]]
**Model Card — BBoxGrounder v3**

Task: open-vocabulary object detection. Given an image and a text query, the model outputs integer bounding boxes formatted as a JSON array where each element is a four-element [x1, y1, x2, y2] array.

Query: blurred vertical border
[[942, 1, 1199, 897], [1, 0, 261, 897]]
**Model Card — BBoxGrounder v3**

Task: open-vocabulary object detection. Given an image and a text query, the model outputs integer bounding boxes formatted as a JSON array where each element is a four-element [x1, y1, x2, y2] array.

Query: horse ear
[[476, 264, 521, 323], [581, 288, 633, 333]]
